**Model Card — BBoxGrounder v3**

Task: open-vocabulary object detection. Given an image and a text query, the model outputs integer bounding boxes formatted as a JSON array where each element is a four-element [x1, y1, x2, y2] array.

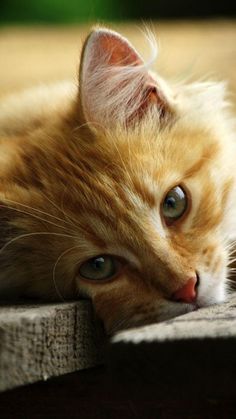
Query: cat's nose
[[172, 276, 198, 303]]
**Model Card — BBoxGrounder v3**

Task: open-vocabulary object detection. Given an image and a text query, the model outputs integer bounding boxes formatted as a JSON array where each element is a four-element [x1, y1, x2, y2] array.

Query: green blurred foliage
[[1, 0, 234, 23], [0, 0, 124, 23]]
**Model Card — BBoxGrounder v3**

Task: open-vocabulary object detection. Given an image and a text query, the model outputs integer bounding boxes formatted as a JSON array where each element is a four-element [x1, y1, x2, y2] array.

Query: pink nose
[[172, 277, 197, 303]]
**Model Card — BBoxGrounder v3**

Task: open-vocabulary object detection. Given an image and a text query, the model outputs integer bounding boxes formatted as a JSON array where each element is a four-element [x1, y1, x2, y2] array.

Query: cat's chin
[[196, 277, 227, 308]]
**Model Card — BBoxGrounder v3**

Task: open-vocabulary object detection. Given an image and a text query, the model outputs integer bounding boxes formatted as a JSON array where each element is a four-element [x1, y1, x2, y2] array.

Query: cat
[[0, 26, 235, 335]]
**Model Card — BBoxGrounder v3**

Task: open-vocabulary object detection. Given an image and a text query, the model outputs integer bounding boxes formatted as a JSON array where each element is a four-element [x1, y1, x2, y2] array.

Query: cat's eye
[[79, 255, 120, 281], [162, 185, 188, 224]]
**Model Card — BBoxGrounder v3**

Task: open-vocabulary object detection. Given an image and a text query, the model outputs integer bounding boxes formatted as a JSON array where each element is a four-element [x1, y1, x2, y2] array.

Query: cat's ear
[[79, 28, 170, 131]]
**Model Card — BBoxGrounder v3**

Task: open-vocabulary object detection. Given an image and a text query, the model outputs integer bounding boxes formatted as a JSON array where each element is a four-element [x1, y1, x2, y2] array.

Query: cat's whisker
[[226, 277, 236, 285], [2, 198, 74, 230], [226, 244, 235, 253], [52, 245, 81, 301], [229, 240, 236, 247], [227, 272, 236, 281], [38, 189, 81, 231], [1, 175, 78, 231], [224, 241, 236, 254], [77, 120, 112, 138], [0, 204, 75, 234], [228, 268, 236, 273], [228, 249, 236, 258], [225, 237, 236, 245], [72, 121, 97, 133], [0, 231, 77, 257], [228, 251, 236, 258]]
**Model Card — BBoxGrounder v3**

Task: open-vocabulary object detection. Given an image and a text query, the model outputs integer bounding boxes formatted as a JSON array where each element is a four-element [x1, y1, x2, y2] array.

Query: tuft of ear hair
[[79, 28, 171, 132]]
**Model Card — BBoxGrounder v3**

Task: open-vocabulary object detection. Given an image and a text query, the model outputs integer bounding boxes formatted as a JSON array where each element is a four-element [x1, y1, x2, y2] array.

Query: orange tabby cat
[[0, 27, 235, 334]]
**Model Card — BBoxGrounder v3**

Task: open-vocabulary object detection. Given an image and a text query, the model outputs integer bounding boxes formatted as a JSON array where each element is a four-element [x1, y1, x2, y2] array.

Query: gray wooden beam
[[1, 293, 236, 396], [113, 292, 236, 344], [109, 293, 236, 401], [0, 301, 105, 392]]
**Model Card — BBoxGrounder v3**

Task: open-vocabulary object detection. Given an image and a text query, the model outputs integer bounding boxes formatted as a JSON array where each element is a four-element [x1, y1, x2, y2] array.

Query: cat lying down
[[0, 27, 235, 334]]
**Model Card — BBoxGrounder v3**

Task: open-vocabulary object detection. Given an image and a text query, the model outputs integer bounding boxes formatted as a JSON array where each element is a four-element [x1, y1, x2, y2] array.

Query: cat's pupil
[[91, 257, 105, 271], [165, 196, 176, 209]]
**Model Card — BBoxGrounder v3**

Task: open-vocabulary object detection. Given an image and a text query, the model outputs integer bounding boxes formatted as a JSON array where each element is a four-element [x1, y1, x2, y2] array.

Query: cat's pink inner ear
[[79, 28, 167, 129], [81, 29, 144, 75]]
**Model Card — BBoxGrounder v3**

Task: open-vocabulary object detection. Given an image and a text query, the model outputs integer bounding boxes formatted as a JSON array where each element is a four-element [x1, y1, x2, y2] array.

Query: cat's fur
[[0, 27, 235, 334]]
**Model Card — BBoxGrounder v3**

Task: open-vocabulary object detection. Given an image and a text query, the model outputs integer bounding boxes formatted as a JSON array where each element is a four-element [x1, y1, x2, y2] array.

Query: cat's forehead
[[99, 122, 221, 186]]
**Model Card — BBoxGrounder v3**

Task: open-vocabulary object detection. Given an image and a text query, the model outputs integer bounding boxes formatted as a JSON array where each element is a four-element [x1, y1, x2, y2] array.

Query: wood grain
[[0, 301, 105, 391], [1, 295, 236, 416]]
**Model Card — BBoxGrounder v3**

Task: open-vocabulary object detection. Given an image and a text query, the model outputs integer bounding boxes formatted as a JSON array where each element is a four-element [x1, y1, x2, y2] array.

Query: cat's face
[[71, 122, 232, 334], [1, 28, 235, 334]]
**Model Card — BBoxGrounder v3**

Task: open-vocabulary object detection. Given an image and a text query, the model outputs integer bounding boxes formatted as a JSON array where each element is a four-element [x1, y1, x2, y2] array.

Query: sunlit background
[[0, 0, 236, 110]]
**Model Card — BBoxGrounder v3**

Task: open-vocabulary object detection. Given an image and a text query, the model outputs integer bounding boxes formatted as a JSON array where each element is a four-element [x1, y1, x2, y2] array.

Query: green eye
[[79, 255, 118, 281], [162, 186, 188, 224]]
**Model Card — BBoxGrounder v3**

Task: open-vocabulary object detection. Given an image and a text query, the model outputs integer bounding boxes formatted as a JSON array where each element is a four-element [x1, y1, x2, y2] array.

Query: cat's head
[[71, 28, 235, 333], [1, 27, 236, 334]]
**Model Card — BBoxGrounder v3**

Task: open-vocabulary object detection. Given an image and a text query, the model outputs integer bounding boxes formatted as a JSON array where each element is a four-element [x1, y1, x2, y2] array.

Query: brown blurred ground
[[0, 21, 236, 108]]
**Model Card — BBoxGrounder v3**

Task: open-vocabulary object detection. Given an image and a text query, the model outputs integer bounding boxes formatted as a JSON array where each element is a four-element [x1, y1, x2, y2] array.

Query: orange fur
[[0, 27, 235, 334]]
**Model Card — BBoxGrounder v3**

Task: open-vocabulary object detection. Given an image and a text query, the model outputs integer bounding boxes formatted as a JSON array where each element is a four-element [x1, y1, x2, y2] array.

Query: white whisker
[[0, 232, 76, 257], [0, 204, 74, 233], [52, 245, 80, 301], [3, 198, 73, 228]]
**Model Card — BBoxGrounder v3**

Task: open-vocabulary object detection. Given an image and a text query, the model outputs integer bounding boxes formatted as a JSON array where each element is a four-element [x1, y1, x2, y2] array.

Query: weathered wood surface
[[1, 295, 236, 418], [0, 301, 105, 392], [113, 292, 236, 344], [109, 293, 236, 404], [1, 293, 236, 397]]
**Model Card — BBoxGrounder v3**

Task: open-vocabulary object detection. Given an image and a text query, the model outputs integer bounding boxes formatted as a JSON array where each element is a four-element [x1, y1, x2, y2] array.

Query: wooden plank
[[1, 293, 236, 398], [0, 301, 105, 392], [109, 293, 236, 402], [113, 292, 236, 344]]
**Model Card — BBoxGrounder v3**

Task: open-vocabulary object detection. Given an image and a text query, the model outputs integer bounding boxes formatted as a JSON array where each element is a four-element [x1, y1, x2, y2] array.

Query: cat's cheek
[[76, 276, 124, 300], [76, 275, 159, 334]]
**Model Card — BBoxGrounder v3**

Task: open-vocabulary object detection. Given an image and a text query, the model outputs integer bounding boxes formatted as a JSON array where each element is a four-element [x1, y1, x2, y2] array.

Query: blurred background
[[0, 0, 236, 110], [0, 0, 236, 23], [0, 0, 235, 23]]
